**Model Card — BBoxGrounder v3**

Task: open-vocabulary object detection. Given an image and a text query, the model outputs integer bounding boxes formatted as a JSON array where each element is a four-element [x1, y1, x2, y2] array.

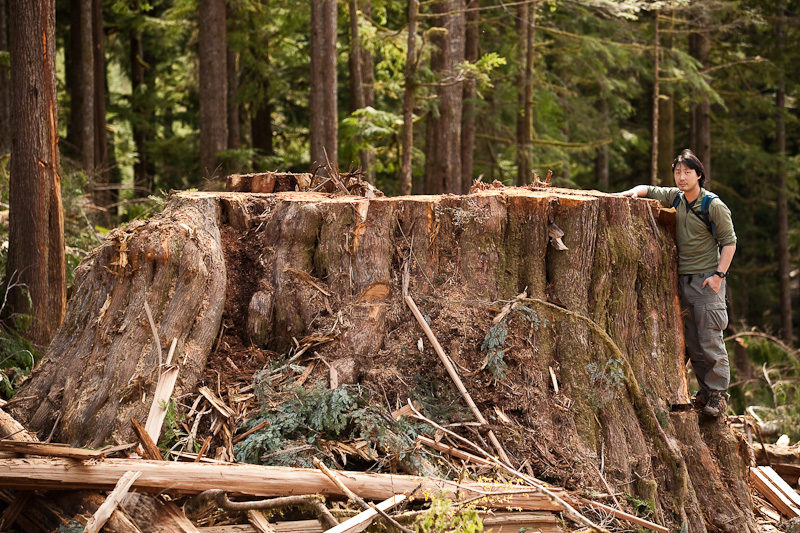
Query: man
[[617, 149, 737, 417]]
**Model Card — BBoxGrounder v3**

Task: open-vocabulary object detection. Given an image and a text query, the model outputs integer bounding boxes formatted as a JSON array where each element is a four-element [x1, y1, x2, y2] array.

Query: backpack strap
[[676, 191, 719, 241], [700, 193, 718, 239]]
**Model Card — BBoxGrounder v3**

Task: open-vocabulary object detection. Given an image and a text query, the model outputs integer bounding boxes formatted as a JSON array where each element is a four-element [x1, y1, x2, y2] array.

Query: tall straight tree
[[424, 0, 465, 194], [66, 0, 96, 171], [249, 0, 274, 160], [689, 5, 711, 188], [129, 0, 152, 196], [0, 0, 10, 154], [516, 2, 534, 186], [399, 0, 418, 196], [775, 2, 792, 344], [92, 0, 111, 214], [657, 12, 674, 182], [650, 9, 660, 186], [460, 0, 479, 193], [7, 0, 66, 346], [348, 0, 374, 183], [199, 0, 228, 180], [310, 0, 338, 172]]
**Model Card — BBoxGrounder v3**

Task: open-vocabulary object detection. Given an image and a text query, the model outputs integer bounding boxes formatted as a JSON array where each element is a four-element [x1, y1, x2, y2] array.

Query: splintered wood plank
[[247, 511, 277, 533], [144, 365, 180, 446], [325, 494, 406, 533], [751, 467, 800, 518], [84, 471, 142, 533], [759, 466, 800, 510], [0, 457, 565, 511], [0, 440, 132, 460]]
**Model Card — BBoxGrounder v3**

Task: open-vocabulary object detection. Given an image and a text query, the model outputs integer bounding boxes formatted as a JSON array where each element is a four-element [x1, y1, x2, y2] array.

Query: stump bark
[[13, 188, 756, 532]]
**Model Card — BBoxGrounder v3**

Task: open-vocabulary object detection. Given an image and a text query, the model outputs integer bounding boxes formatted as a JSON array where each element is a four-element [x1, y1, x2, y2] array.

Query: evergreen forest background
[[0, 0, 799, 434]]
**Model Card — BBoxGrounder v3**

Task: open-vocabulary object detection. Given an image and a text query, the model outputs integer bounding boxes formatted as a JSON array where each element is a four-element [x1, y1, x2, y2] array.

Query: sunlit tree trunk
[[310, 0, 338, 173], [424, 0, 464, 194], [199, 0, 228, 180], [7, 0, 66, 347]]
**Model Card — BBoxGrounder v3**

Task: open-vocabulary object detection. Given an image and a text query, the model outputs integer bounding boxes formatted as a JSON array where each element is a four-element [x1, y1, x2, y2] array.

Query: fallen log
[[0, 456, 565, 511]]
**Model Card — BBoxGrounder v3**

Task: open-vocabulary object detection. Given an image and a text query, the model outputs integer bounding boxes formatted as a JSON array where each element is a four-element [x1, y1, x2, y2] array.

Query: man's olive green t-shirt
[[645, 186, 737, 275]]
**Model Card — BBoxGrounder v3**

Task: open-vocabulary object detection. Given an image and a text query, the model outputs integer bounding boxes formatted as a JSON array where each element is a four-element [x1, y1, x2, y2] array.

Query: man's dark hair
[[672, 149, 706, 188]]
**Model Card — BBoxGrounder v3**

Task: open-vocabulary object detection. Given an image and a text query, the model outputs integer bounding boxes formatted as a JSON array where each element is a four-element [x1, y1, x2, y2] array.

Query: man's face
[[673, 163, 700, 192]]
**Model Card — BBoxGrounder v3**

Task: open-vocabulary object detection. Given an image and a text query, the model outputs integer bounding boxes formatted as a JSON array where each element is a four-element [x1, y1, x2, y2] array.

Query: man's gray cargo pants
[[679, 272, 730, 393]]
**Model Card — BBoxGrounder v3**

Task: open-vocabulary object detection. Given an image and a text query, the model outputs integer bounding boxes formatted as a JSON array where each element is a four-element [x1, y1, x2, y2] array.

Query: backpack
[[672, 191, 718, 240]]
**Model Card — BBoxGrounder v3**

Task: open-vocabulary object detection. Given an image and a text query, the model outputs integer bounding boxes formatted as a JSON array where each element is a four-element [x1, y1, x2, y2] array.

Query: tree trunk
[[775, 2, 792, 345], [650, 10, 660, 186], [6, 0, 65, 348], [67, 0, 95, 171], [399, 0, 418, 196], [130, 2, 151, 197], [424, 0, 465, 194], [227, 49, 241, 153], [93, 0, 113, 220], [199, 0, 228, 180], [0, 0, 8, 154], [250, 0, 273, 161], [310, 0, 338, 173], [595, 99, 609, 191], [14, 185, 758, 532], [516, 3, 535, 186], [359, 0, 376, 184], [657, 19, 674, 183], [689, 6, 711, 189], [347, 0, 373, 182], [13, 194, 225, 446], [460, 0, 479, 194]]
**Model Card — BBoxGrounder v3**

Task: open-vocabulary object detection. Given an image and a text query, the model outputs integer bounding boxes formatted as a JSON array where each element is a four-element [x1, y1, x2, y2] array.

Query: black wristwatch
[[714, 271, 727, 279]]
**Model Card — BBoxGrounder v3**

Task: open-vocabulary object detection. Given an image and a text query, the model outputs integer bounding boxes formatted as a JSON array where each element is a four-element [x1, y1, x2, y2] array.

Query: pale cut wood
[[143, 365, 179, 446], [84, 471, 142, 533], [575, 497, 668, 533], [199, 386, 236, 418], [246, 510, 277, 533], [0, 440, 134, 460], [198, 521, 323, 533], [417, 435, 491, 466], [391, 401, 419, 420], [480, 511, 559, 533], [160, 500, 201, 532], [750, 467, 800, 518], [325, 494, 406, 533], [759, 466, 800, 508], [0, 456, 565, 511], [405, 294, 511, 465]]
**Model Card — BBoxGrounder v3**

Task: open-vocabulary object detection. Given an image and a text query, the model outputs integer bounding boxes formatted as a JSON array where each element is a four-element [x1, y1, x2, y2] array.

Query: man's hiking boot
[[702, 391, 729, 418], [691, 389, 710, 409]]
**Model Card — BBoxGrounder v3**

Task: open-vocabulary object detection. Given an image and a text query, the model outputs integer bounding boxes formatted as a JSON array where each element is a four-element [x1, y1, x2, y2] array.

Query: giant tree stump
[[14, 187, 756, 532]]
